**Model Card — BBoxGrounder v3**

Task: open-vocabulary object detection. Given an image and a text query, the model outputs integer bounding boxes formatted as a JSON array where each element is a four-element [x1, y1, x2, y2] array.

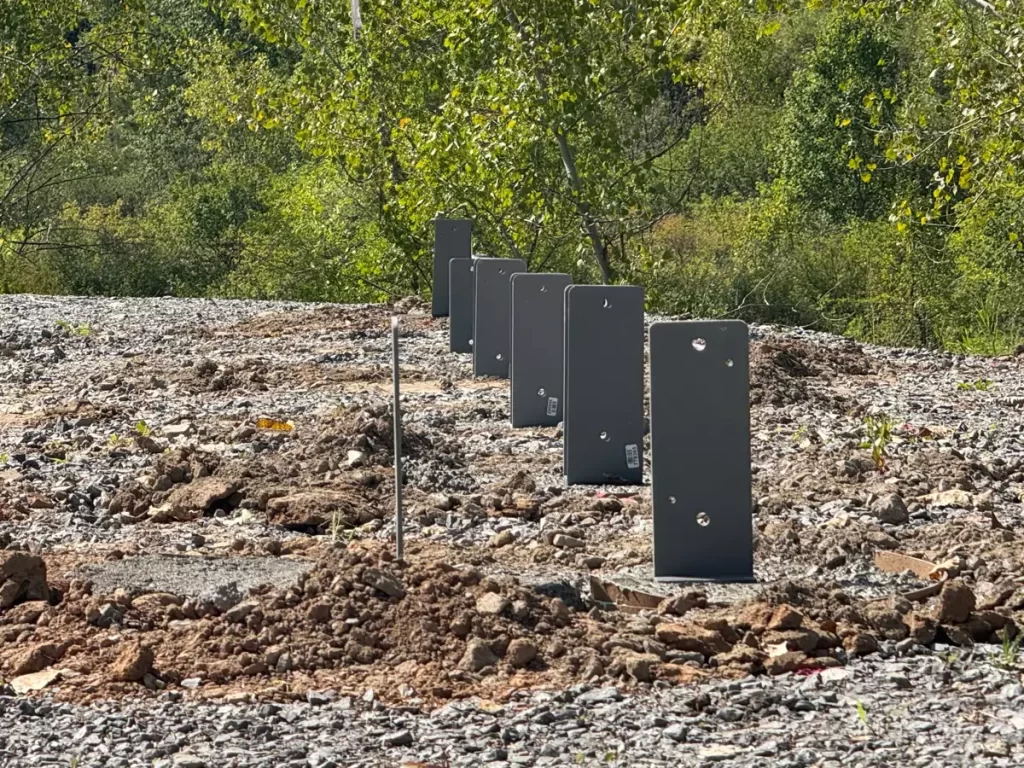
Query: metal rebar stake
[[392, 315, 404, 561]]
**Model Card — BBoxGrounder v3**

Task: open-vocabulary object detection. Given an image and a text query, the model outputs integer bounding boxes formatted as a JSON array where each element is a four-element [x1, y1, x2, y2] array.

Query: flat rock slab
[[71, 555, 310, 601]]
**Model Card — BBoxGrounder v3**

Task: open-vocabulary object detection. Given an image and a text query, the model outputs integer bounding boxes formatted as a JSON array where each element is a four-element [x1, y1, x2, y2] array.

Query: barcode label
[[546, 397, 559, 417], [625, 444, 640, 469]]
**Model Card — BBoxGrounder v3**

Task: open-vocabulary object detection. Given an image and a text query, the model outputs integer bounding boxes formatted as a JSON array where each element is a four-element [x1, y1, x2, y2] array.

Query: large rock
[[162, 478, 239, 521], [871, 493, 909, 525], [8, 642, 64, 676], [0, 552, 48, 609], [937, 579, 976, 624], [266, 490, 367, 531]]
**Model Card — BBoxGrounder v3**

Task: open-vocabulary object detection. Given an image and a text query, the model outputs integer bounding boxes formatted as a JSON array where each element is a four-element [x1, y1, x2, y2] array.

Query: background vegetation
[[3, 0, 1024, 351]]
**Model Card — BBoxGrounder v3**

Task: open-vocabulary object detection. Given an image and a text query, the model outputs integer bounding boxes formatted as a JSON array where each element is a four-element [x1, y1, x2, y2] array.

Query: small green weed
[[855, 700, 868, 726], [1000, 632, 1021, 668], [55, 320, 91, 336], [957, 379, 994, 392], [860, 413, 893, 471], [135, 420, 153, 437], [791, 425, 809, 442]]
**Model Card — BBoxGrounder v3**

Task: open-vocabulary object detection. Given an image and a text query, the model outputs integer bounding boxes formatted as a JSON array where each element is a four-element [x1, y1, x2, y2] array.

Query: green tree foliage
[[3, 0, 1024, 351]]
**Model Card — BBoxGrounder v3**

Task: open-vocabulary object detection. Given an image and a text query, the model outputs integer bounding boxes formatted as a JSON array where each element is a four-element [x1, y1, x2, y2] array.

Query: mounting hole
[[725, 358, 734, 367], [540, 285, 548, 293], [599, 431, 610, 442], [603, 298, 612, 309], [696, 511, 710, 527], [499, 269, 506, 275], [537, 388, 546, 397], [469, 266, 474, 272], [692, 338, 707, 352], [468, 339, 474, 346], [668, 496, 677, 505], [496, 353, 503, 361]]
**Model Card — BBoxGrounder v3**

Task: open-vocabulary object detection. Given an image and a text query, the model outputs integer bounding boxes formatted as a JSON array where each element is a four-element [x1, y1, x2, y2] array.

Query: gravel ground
[[3, 294, 1024, 767]]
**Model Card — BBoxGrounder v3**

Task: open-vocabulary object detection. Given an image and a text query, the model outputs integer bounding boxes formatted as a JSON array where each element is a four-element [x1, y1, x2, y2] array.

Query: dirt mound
[[750, 340, 870, 406]]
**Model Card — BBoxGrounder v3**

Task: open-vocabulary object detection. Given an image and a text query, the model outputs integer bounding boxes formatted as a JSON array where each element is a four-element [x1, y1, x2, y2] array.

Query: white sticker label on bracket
[[546, 397, 559, 417], [625, 443, 640, 469]]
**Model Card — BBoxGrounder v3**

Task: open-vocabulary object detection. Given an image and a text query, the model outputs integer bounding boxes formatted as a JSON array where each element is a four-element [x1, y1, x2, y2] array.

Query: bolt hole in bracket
[[650, 319, 754, 582]]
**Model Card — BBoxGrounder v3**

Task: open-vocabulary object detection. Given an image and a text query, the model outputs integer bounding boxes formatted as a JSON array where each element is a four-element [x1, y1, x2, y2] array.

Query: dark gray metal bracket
[[473, 257, 527, 378], [432, 219, 472, 317], [563, 285, 645, 485], [650, 320, 753, 582], [448, 258, 474, 353], [511, 273, 572, 427]]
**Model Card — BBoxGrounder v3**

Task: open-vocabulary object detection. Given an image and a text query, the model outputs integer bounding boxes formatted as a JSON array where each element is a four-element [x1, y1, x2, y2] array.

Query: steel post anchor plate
[[473, 257, 527, 378], [563, 285, 645, 485], [511, 273, 572, 427], [449, 258, 474, 353], [432, 219, 472, 317], [650, 320, 754, 583]]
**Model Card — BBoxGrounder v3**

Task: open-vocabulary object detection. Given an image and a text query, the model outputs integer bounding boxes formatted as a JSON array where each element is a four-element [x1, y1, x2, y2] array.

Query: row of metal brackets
[[431, 219, 752, 582]]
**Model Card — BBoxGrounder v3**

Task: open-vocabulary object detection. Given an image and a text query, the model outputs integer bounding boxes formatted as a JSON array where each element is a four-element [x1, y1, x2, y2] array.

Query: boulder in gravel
[[462, 639, 499, 672], [111, 641, 154, 682], [937, 579, 976, 624], [871, 493, 909, 525], [0, 552, 48, 609], [160, 477, 239, 521]]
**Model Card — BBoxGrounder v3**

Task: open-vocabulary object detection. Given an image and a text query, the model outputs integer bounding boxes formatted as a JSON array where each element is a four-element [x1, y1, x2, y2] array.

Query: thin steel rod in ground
[[391, 315, 404, 561]]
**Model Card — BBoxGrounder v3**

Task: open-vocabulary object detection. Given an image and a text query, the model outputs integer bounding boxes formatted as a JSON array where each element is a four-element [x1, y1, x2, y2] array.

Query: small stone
[[871, 493, 909, 525], [888, 673, 911, 689], [307, 602, 332, 623], [1000, 683, 1024, 700], [506, 639, 538, 668], [476, 592, 511, 616], [768, 604, 804, 631], [552, 533, 585, 549], [111, 642, 154, 682], [346, 450, 366, 468], [576, 686, 621, 705], [843, 632, 879, 656], [622, 652, 659, 682], [716, 707, 744, 723], [490, 530, 516, 548], [223, 601, 256, 624], [764, 651, 808, 675], [664, 723, 687, 742], [937, 579, 975, 624], [462, 639, 499, 672], [363, 568, 405, 598]]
